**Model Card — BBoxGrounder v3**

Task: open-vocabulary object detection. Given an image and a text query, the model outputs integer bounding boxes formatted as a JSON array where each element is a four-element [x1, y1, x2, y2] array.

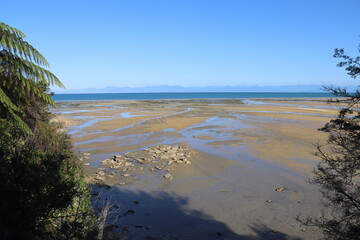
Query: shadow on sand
[[92, 184, 303, 240]]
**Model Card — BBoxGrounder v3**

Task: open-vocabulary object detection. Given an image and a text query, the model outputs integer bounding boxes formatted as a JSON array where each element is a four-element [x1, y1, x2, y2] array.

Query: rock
[[266, 200, 272, 203], [275, 187, 285, 192], [164, 173, 172, 180], [94, 171, 106, 181], [136, 159, 144, 164], [83, 152, 91, 156], [107, 172, 116, 176], [123, 209, 135, 216], [94, 176, 105, 181], [300, 228, 306, 232], [95, 145, 195, 183]]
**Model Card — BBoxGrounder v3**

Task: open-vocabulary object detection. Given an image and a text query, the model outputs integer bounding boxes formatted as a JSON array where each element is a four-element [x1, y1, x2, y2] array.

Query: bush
[[0, 119, 97, 239]]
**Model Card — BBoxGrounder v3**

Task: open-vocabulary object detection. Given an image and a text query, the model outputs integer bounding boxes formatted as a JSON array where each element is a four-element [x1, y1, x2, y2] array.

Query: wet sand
[[53, 98, 336, 240]]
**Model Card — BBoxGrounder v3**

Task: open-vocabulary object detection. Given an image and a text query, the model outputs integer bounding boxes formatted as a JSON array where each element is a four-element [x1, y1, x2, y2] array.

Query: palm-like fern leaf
[[0, 22, 26, 38], [0, 22, 49, 66], [0, 87, 20, 112], [0, 22, 65, 133], [1, 50, 65, 88], [0, 87, 31, 133]]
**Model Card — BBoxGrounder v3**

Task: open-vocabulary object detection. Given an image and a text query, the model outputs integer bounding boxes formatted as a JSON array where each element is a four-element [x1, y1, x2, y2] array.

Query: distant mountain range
[[54, 84, 358, 94]]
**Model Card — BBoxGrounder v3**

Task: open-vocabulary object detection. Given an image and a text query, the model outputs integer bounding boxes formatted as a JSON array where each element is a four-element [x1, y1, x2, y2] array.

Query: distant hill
[[54, 85, 358, 94]]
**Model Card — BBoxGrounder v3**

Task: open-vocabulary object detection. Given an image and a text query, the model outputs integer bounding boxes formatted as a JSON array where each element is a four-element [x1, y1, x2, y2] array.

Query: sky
[[2, 0, 360, 91]]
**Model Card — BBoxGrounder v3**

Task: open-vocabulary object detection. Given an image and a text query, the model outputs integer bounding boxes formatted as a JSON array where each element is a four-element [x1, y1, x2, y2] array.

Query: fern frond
[[8, 108, 32, 134], [1, 50, 65, 88], [0, 87, 31, 133], [0, 22, 49, 67], [0, 86, 20, 112], [17, 76, 56, 106], [0, 22, 65, 133], [0, 22, 26, 38]]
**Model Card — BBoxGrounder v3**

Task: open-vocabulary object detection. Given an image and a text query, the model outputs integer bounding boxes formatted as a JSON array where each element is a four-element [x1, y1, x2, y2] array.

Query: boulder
[[164, 173, 172, 180]]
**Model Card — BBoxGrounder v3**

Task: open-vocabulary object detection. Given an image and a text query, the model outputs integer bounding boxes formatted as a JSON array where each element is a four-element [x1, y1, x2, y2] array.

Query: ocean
[[52, 92, 333, 101]]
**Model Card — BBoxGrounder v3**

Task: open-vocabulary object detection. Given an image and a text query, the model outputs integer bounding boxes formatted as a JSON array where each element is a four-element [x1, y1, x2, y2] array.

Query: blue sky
[[2, 0, 360, 91]]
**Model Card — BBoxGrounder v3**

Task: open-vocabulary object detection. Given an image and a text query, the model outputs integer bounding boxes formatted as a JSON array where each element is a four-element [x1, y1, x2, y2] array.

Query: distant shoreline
[[52, 92, 333, 101]]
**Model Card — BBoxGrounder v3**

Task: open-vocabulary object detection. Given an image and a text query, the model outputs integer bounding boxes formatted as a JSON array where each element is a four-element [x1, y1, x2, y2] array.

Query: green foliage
[[333, 46, 360, 79], [0, 22, 64, 133], [0, 22, 97, 240], [0, 22, 47, 66], [0, 119, 97, 240], [47, 181, 97, 240], [302, 43, 360, 240]]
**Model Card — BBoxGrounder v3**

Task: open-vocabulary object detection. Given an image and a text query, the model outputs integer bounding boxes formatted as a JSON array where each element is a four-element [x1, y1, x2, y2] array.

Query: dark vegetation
[[0, 22, 96, 239], [301, 43, 360, 239]]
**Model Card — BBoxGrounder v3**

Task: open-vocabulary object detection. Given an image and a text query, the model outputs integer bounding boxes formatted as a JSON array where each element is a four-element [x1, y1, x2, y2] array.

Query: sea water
[[52, 92, 332, 101]]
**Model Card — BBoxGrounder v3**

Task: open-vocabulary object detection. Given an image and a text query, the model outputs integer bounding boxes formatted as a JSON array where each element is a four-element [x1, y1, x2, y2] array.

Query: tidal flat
[[53, 98, 339, 240]]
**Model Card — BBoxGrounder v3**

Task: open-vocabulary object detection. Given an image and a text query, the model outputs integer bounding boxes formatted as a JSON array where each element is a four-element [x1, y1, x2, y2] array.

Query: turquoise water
[[52, 92, 332, 101]]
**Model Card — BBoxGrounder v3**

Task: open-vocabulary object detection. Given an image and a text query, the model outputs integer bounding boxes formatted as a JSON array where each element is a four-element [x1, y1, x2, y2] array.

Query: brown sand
[[53, 98, 335, 240]]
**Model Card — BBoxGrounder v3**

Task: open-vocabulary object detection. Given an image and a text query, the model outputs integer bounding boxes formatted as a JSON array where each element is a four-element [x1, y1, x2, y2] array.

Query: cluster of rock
[[91, 145, 194, 185], [144, 145, 192, 165], [102, 155, 135, 170]]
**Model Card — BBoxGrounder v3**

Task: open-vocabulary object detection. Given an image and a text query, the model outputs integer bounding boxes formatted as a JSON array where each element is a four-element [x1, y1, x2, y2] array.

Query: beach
[[54, 98, 338, 240]]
